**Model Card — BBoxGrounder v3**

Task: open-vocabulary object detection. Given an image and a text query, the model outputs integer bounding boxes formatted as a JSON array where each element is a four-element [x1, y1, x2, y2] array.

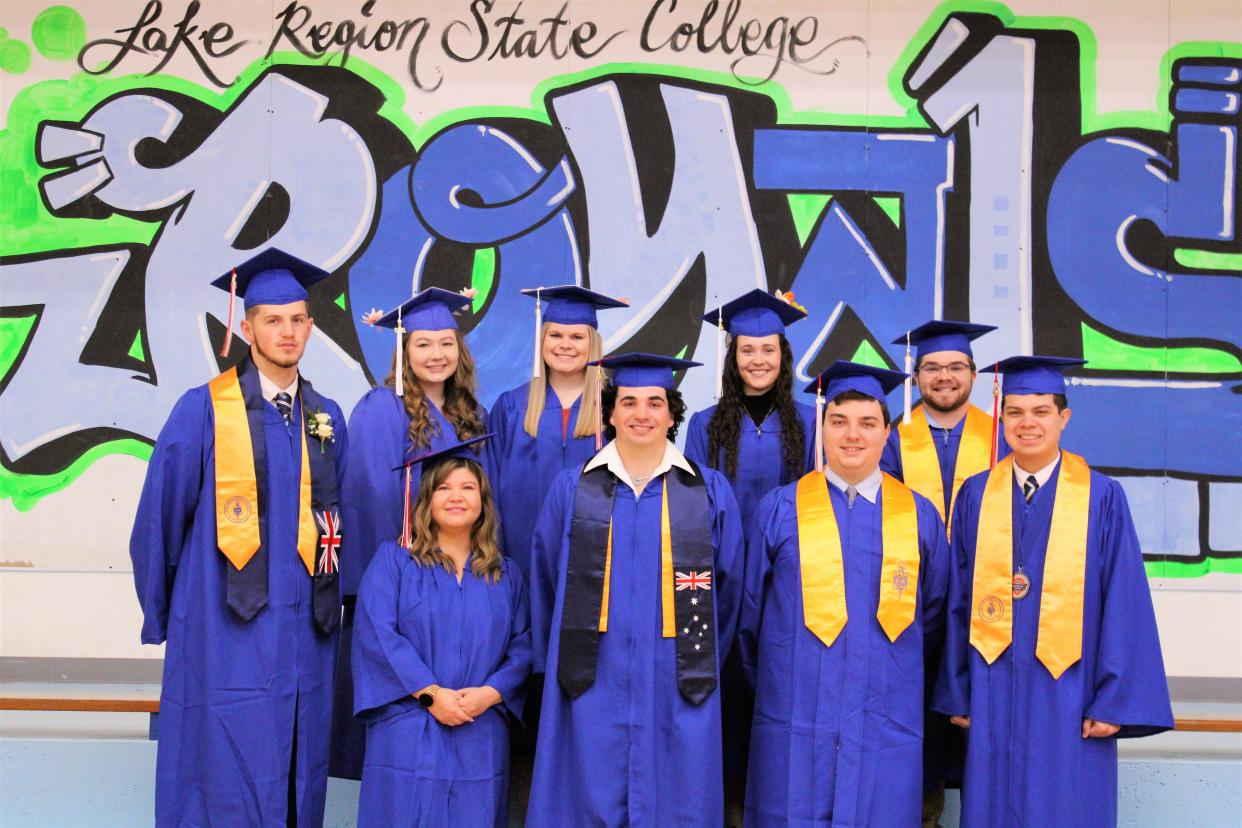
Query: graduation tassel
[[989, 361, 1001, 467], [393, 323, 406, 398], [219, 269, 237, 358], [902, 332, 913, 425], [400, 465, 413, 549], [814, 375, 825, 474], [594, 358, 605, 451], [714, 307, 724, 399], [531, 287, 543, 379]]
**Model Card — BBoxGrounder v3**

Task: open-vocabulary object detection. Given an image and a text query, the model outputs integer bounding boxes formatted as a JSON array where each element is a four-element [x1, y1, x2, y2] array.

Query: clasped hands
[[423, 685, 502, 727], [949, 714, 1121, 739]]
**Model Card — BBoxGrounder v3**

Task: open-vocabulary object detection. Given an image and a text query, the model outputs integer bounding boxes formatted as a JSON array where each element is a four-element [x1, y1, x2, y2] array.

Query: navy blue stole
[[558, 460, 718, 704]]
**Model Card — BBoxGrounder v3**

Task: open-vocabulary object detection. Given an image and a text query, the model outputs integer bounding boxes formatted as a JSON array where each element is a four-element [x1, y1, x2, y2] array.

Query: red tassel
[[400, 466, 413, 548], [219, 269, 237, 358], [989, 362, 1001, 467]]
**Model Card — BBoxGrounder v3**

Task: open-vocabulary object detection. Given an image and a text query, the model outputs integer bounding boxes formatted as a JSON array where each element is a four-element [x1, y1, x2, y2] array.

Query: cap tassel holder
[[219, 269, 238, 358], [393, 322, 406, 398], [814, 375, 825, 474], [400, 465, 413, 548], [531, 288, 543, 380], [902, 332, 913, 425], [714, 308, 725, 399], [989, 361, 1001, 467]]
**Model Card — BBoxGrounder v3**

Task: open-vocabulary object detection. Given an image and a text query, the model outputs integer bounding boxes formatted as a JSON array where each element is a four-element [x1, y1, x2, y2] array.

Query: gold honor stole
[[597, 482, 677, 637], [898, 404, 993, 528], [208, 367, 317, 575], [969, 452, 1091, 679], [795, 472, 921, 646]]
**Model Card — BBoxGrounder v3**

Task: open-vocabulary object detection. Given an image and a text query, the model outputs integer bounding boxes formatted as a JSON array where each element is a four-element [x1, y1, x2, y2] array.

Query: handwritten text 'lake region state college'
[[77, 0, 864, 89]]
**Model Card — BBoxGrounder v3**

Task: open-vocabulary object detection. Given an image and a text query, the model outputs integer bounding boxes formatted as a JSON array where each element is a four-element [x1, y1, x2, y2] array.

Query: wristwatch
[[417, 685, 442, 708]]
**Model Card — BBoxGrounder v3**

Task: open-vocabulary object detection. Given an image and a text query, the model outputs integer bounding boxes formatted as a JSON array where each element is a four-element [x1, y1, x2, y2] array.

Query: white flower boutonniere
[[306, 408, 335, 453]]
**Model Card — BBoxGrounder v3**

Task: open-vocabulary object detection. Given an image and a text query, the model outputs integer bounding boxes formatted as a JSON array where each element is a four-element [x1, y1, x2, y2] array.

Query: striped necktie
[[274, 391, 292, 425]]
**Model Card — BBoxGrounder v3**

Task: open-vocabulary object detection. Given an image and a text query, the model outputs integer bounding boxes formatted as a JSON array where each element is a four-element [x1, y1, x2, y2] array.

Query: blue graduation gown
[[130, 380, 348, 827], [486, 382, 598, 583], [880, 402, 1009, 519], [352, 543, 532, 827], [685, 401, 817, 528], [527, 464, 746, 827], [933, 461, 1174, 827], [332, 387, 489, 778], [737, 478, 950, 827]]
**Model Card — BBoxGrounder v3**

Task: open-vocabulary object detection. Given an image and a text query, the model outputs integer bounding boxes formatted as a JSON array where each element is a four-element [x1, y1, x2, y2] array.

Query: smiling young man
[[737, 361, 950, 827], [934, 356, 1172, 828], [525, 353, 745, 827], [130, 249, 349, 828]]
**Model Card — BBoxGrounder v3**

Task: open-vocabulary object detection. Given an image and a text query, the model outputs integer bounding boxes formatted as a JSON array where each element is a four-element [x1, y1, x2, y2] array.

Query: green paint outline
[[0, 439, 151, 512], [1146, 556, 1242, 579]]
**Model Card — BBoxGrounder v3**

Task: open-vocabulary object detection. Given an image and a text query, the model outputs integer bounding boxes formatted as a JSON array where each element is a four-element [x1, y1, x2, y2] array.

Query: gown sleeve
[[339, 389, 404, 596], [932, 476, 978, 717], [706, 470, 746, 666], [684, 411, 710, 469], [736, 487, 782, 690], [916, 495, 951, 650], [880, 427, 904, 480], [484, 391, 511, 483], [129, 388, 208, 645], [1082, 477, 1174, 738], [352, 543, 440, 720], [484, 560, 534, 721], [529, 470, 574, 674]]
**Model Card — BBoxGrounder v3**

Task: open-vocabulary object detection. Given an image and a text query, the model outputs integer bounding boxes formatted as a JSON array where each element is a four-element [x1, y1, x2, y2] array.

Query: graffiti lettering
[[78, 0, 246, 88]]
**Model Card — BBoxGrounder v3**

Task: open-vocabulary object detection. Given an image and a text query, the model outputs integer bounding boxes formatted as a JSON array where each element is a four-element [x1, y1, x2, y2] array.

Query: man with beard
[[130, 248, 349, 827], [881, 319, 1001, 828]]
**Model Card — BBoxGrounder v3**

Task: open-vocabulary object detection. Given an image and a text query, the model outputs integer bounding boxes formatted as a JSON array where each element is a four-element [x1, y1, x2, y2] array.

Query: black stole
[[229, 357, 341, 635], [558, 460, 717, 704]]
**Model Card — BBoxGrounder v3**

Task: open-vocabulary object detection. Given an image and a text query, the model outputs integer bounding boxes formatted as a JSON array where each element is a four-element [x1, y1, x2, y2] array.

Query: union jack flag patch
[[315, 509, 342, 575], [675, 570, 712, 591]]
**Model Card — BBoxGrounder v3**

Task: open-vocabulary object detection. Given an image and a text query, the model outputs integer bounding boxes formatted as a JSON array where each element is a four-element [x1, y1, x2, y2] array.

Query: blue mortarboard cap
[[701, 289, 807, 337], [804, 360, 908, 401], [393, 433, 493, 471], [211, 248, 330, 310], [374, 287, 472, 332], [982, 355, 1086, 396], [521, 285, 628, 328], [891, 320, 997, 360], [593, 352, 701, 390]]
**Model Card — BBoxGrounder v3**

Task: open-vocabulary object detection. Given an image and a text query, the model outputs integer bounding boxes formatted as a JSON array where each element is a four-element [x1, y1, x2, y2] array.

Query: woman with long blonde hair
[[485, 285, 626, 583], [333, 287, 489, 780], [352, 436, 531, 827]]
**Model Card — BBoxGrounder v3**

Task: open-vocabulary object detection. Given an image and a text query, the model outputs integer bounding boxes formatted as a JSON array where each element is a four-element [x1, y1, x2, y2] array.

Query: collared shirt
[[257, 370, 299, 407], [584, 439, 696, 495], [1013, 454, 1060, 489], [823, 466, 883, 504]]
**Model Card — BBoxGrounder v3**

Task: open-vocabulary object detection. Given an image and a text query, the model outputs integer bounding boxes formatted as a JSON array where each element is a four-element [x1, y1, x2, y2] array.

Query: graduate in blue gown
[[739, 362, 950, 827], [685, 289, 817, 527], [527, 354, 746, 827], [683, 289, 816, 821], [353, 436, 531, 827], [486, 285, 628, 583], [879, 319, 1002, 822], [130, 250, 349, 827], [332, 288, 490, 779], [934, 356, 1173, 828]]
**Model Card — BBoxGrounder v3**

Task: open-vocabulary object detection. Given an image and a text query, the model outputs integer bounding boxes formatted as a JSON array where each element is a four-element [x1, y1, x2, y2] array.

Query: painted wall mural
[[2, 1, 1239, 579]]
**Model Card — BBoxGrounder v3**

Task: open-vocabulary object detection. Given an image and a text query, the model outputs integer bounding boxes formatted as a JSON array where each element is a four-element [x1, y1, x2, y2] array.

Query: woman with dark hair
[[685, 289, 817, 526], [332, 287, 489, 778], [486, 286, 627, 583], [353, 436, 531, 827]]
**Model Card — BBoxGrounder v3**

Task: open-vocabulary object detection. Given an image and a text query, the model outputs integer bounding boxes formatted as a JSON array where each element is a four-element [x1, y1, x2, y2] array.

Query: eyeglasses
[[918, 362, 972, 377]]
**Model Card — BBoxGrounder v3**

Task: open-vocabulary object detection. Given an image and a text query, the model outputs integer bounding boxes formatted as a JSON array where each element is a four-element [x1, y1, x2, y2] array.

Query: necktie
[[274, 391, 292, 425], [1023, 474, 1039, 503], [846, 485, 858, 509]]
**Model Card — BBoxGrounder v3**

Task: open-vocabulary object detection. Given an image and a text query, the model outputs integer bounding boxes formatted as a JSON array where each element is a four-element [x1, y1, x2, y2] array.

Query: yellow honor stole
[[208, 367, 317, 575], [597, 482, 678, 637], [969, 452, 1091, 679], [795, 472, 921, 646], [898, 404, 993, 528]]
